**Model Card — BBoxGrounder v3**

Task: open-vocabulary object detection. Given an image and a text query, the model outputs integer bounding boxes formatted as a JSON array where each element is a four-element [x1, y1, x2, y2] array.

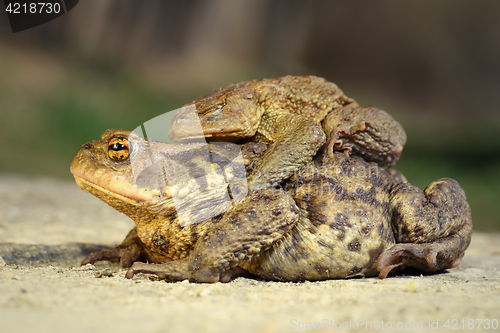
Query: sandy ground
[[0, 174, 499, 333]]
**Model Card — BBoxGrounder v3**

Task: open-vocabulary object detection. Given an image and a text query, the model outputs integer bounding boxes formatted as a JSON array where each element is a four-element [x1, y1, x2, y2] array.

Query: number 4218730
[[5, 2, 62, 14], [444, 319, 498, 330]]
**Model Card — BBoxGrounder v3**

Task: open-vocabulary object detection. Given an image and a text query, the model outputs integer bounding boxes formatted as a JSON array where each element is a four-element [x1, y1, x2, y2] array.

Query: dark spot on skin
[[378, 223, 388, 238], [347, 266, 362, 276], [309, 211, 328, 227], [212, 215, 224, 224], [314, 263, 329, 275], [336, 213, 350, 224], [336, 230, 346, 241], [340, 159, 356, 175], [391, 202, 405, 236], [290, 204, 299, 215], [242, 142, 269, 157], [361, 225, 371, 235], [229, 215, 242, 227], [347, 239, 361, 252], [260, 194, 274, 203], [206, 113, 220, 121], [414, 225, 424, 237], [438, 211, 446, 229], [381, 201, 390, 214], [400, 224, 410, 237], [152, 228, 169, 250], [354, 188, 368, 199], [206, 229, 227, 248], [317, 238, 329, 248], [367, 173, 387, 189], [308, 226, 317, 234], [247, 210, 257, 220], [366, 244, 386, 270], [322, 176, 339, 187], [190, 230, 199, 243], [330, 213, 352, 231], [357, 210, 368, 217], [258, 229, 272, 235], [272, 208, 282, 217], [353, 186, 382, 207], [278, 223, 291, 232], [334, 185, 348, 202], [385, 224, 395, 244], [414, 207, 425, 218]]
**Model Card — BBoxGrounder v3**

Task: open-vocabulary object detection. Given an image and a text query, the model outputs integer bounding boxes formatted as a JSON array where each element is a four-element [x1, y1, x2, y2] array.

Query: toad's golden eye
[[108, 137, 130, 161]]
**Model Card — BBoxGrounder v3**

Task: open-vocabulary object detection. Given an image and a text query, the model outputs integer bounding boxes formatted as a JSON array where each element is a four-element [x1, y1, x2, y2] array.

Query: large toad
[[70, 129, 472, 282]]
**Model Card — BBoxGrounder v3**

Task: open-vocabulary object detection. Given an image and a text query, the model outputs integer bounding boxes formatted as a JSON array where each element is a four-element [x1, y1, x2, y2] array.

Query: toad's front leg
[[247, 114, 326, 190], [125, 188, 300, 282], [378, 178, 472, 278], [82, 227, 166, 267]]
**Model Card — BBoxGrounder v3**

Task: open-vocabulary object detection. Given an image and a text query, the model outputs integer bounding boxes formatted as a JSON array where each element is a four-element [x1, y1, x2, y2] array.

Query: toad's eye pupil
[[108, 137, 130, 161], [110, 142, 126, 151]]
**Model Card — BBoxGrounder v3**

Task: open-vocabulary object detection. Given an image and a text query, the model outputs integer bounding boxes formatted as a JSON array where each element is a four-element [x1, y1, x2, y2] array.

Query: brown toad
[[169, 75, 407, 190], [71, 130, 471, 282]]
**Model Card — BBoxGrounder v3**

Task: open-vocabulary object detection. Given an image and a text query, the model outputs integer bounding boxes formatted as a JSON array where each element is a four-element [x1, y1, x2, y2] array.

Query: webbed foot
[[377, 241, 463, 279], [81, 228, 151, 267]]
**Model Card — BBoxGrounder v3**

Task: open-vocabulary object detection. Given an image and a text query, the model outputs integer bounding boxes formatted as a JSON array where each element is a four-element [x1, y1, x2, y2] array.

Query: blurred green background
[[0, 1, 499, 231]]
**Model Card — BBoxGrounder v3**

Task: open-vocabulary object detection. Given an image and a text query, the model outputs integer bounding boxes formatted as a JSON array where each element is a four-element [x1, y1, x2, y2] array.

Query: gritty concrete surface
[[0, 174, 499, 333]]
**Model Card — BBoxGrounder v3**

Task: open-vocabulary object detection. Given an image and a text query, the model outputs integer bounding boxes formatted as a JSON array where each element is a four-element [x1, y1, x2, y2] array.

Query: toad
[[71, 130, 471, 282], [169, 75, 407, 190]]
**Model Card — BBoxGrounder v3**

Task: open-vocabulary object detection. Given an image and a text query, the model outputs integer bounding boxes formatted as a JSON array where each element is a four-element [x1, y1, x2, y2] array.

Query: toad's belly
[[241, 210, 395, 281]]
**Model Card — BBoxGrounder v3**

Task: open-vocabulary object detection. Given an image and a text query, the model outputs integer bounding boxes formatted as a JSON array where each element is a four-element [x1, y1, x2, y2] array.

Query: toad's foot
[[126, 188, 299, 282], [322, 106, 406, 168], [82, 228, 164, 267], [378, 178, 472, 278], [377, 228, 470, 278]]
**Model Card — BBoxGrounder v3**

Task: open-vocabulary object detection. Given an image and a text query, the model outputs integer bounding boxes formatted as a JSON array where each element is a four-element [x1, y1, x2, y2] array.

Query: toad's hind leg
[[125, 188, 299, 283], [322, 106, 406, 168], [378, 178, 472, 278]]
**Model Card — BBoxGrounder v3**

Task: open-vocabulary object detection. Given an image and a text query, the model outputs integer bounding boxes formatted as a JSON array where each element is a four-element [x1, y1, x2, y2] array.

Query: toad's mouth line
[[72, 175, 152, 206]]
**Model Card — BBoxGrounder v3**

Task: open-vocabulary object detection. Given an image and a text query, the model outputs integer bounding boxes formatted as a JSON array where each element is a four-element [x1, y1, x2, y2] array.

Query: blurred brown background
[[0, 0, 498, 230]]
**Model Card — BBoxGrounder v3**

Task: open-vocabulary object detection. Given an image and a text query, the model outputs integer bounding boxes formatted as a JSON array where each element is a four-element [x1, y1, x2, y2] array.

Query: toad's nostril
[[83, 143, 92, 150]]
